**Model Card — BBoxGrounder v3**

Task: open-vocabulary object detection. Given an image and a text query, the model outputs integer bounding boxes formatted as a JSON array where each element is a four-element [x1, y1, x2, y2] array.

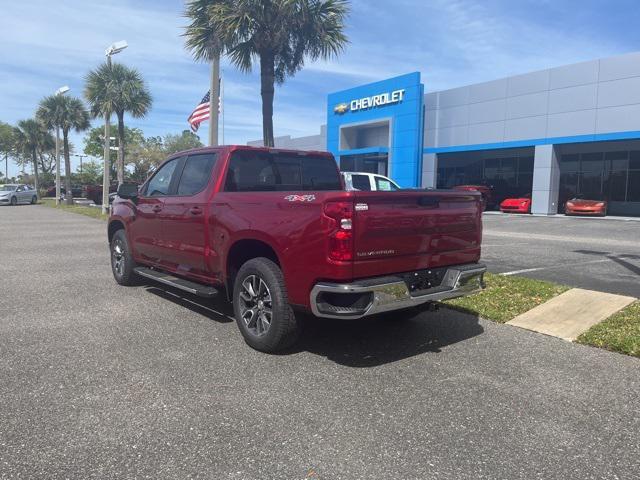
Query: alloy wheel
[[112, 240, 125, 277], [238, 275, 273, 337]]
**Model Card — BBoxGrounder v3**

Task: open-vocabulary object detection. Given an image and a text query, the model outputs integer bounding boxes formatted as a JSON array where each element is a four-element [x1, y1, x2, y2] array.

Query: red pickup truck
[[108, 146, 485, 352]]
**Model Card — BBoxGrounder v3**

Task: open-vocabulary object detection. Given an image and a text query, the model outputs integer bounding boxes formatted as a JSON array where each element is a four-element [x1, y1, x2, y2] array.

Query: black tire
[[31, 196, 37, 205], [110, 229, 138, 286], [233, 257, 299, 353], [10, 196, 17, 206]]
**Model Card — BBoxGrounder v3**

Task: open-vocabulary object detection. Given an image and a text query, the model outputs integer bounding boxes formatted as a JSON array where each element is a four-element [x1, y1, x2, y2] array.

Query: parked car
[[565, 197, 607, 216], [0, 184, 38, 206], [453, 184, 493, 210], [83, 183, 118, 205], [500, 194, 532, 214], [342, 172, 400, 191], [108, 146, 486, 352]]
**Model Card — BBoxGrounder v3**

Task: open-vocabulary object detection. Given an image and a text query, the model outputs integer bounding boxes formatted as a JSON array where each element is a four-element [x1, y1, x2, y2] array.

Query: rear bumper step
[[133, 267, 218, 298], [310, 263, 486, 319]]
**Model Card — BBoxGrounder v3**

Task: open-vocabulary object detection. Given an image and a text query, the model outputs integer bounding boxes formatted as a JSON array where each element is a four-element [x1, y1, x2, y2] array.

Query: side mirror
[[117, 183, 139, 202]]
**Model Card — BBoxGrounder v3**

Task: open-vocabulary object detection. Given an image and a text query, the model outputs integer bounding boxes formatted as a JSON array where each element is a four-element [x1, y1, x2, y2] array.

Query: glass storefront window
[[606, 151, 628, 171], [560, 154, 579, 172], [605, 170, 628, 202], [628, 171, 640, 202], [580, 152, 604, 172], [580, 171, 603, 199]]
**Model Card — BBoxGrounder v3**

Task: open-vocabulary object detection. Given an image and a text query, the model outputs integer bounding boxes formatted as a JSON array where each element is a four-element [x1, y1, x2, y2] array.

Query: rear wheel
[[110, 229, 137, 286], [233, 257, 299, 353], [31, 195, 37, 204]]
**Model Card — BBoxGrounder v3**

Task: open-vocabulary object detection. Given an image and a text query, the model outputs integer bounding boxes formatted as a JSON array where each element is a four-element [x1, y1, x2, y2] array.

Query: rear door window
[[351, 174, 372, 191], [177, 153, 217, 196]]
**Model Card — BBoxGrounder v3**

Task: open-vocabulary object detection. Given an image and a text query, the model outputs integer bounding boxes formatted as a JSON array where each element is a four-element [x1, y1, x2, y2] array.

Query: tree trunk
[[63, 130, 73, 206], [260, 53, 275, 147], [117, 112, 126, 186], [31, 148, 40, 200]]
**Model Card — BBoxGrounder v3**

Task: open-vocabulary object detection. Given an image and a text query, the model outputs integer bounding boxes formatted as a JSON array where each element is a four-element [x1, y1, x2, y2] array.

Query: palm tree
[[37, 95, 90, 205], [84, 63, 152, 185], [13, 119, 54, 198], [206, 0, 349, 146], [183, 0, 227, 146]]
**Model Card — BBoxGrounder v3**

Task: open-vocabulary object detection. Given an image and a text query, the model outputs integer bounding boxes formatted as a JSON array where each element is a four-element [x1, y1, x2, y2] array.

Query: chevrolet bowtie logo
[[334, 103, 349, 114]]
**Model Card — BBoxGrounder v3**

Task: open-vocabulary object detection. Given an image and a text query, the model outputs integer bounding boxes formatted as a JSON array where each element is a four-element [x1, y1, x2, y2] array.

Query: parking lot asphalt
[[1, 205, 639, 479], [482, 213, 640, 297]]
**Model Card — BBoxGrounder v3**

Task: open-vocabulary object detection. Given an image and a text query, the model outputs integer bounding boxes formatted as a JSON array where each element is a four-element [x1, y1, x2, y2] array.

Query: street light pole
[[54, 85, 69, 205], [102, 41, 128, 214], [74, 154, 87, 173]]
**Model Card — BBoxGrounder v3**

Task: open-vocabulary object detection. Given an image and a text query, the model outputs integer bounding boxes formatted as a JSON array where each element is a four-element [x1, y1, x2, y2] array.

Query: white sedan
[[0, 184, 38, 206]]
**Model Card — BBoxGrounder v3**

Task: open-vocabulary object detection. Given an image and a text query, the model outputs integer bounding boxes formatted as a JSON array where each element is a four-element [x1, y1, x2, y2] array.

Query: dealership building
[[249, 51, 640, 216]]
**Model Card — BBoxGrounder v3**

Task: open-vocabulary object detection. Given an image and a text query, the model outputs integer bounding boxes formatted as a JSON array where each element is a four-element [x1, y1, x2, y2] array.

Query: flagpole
[[221, 72, 225, 145], [209, 54, 220, 147]]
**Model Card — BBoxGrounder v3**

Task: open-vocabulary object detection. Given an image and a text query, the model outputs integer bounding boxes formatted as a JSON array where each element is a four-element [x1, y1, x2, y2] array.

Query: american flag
[[188, 91, 211, 133], [188, 81, 222, 132]]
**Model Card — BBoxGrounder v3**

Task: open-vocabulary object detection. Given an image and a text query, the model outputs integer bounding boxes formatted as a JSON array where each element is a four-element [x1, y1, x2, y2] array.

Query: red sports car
[[565, 198, 607, 216], [500, 194, 531, 214]]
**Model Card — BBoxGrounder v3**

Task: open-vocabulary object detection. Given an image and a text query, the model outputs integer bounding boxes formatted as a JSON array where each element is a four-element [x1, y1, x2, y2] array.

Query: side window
[[177, 153, 217, 196], [225, 152, 275, 192], [224, 151, 341, 192], [146, 158, 180, 196], [375, 177, 399, 191], [351, 174, 372, 191], [224, 151, 301, 192]]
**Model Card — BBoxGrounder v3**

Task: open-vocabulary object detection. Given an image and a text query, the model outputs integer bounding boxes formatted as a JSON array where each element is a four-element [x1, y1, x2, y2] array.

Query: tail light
[[324, 201, 353, 261]]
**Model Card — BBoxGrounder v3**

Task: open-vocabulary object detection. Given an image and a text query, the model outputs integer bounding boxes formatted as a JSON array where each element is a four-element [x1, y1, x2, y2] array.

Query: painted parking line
[[499, 258, 612, 276]]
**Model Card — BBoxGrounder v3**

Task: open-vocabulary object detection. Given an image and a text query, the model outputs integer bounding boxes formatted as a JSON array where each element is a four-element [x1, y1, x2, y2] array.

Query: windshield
[[0, 185, 17, 191]]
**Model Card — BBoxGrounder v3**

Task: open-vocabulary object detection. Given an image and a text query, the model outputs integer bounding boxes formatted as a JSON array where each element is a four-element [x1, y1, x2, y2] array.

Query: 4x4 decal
[[284, 194, 316, 202]]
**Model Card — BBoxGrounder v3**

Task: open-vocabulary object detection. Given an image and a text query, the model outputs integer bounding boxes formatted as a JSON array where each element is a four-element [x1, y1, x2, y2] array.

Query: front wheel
[[233, 257, 299, 353], [10, 196, 17, 206], [31, 196, 37, 204], [110, 229, 137, 286]]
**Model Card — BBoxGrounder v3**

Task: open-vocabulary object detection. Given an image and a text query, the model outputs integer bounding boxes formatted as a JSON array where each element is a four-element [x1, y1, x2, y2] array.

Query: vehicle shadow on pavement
[[573, 249, 640, 277], [143, 285, 235, 323], [292, 308, 484, 368]]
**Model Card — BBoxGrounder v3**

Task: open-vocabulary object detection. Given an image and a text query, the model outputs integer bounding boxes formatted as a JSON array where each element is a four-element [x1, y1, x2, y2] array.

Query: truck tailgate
[[351, 190, 482, 278]]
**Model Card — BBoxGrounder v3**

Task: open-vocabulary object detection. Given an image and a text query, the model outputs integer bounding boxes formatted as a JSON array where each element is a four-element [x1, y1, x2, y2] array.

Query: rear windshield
[[225, 150, 341, 192]]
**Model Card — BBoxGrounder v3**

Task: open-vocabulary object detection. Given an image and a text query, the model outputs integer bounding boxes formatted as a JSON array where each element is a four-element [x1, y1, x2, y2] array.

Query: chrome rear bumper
[[310, 263, 486, 319]]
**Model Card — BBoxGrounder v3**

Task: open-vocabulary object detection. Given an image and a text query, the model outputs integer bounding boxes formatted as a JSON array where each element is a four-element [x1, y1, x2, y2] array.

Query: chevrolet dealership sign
[[334, 89, 405, 114]]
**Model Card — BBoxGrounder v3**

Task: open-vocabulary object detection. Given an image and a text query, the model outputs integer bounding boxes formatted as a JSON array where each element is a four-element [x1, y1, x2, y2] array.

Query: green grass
[[577, 302, 640, 358], [39, 197, 108, 221], [443, 273, 570, 323]]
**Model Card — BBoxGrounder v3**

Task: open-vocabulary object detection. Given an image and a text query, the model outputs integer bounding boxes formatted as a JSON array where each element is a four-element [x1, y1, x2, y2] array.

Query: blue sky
[[2, 0, 640, 177]]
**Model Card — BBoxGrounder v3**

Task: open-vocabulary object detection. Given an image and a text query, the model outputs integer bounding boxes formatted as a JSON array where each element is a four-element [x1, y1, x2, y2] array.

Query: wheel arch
[[225, 238, 281, 298], [108, 219, 126, 243]]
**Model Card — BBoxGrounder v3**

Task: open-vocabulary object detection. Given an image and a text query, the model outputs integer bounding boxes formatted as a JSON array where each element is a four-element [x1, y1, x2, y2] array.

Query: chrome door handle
[[189, 207, 202, 215]]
